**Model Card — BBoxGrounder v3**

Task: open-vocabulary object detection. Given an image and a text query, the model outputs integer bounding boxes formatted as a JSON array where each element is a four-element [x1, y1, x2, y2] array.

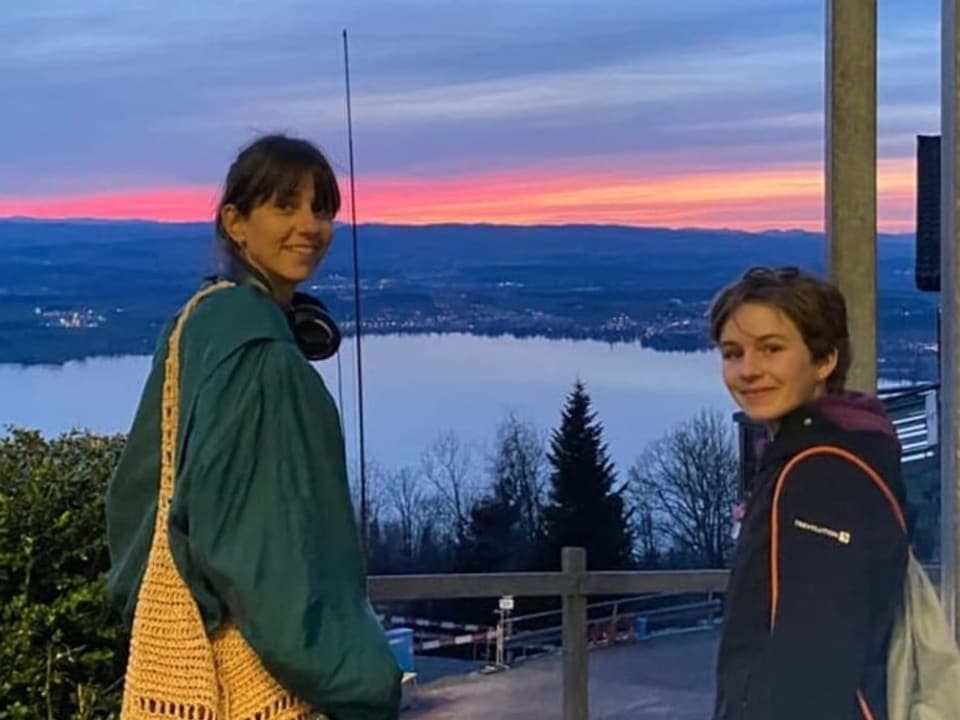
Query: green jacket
[[105, 284, 401, 720]]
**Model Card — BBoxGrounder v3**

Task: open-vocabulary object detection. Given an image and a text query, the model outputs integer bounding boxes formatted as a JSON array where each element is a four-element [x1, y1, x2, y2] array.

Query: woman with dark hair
[[106, 134, 400, 720], [710, 267, 908, 720]]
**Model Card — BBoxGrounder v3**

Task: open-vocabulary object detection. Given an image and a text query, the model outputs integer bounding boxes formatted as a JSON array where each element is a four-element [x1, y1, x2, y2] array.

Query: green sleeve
[[105, 321, 173, 627], [178, 341, 401, 720]]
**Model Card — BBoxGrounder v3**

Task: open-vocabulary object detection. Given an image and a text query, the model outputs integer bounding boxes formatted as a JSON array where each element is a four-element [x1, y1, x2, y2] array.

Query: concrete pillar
[[941, 0, 960, 639], [826, 0, 878, 394]]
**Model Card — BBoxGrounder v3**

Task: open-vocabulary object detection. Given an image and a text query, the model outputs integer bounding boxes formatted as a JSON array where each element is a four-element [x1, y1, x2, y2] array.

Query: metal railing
[[368, 547, 728, 720], [735, 382, 940, 492], [370, 550, 942, 719], [500, 593, 722, 661], [880, 383, 939, 463]]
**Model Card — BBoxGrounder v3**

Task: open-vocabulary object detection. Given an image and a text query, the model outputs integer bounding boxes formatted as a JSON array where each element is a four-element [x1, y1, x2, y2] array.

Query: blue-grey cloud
[[0, 0, 939, 196]]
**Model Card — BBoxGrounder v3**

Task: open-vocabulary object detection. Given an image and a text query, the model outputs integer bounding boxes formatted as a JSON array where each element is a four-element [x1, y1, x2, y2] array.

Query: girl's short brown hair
[[708, 266, 851, 391]]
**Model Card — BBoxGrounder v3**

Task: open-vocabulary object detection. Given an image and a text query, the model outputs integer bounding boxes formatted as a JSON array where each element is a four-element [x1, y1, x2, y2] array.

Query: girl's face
[[719, 302, 837, 424], [221, 174, 333, 304]]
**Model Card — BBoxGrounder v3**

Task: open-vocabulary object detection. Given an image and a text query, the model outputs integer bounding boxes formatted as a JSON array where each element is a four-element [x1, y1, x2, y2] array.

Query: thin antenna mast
[[342, 28, 369, 551]]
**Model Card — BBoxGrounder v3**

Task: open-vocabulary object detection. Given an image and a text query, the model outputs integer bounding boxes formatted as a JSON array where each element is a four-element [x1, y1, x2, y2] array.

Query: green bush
[[0, 428, 127, 719]]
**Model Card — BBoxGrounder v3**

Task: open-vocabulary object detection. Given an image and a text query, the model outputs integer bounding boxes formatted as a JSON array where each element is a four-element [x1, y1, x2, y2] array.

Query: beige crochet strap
[[158, 282, 233, 512], [121, 282, 318, 720]]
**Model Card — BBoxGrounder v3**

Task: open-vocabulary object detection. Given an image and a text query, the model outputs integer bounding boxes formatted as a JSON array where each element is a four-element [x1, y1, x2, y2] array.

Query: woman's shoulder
[[176, 283, 295, 367], [188, 283, 288, 331]]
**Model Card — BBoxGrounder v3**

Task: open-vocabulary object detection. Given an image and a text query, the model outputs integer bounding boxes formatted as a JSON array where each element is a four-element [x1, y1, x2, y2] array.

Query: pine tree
[[541, 380, 634, 571]]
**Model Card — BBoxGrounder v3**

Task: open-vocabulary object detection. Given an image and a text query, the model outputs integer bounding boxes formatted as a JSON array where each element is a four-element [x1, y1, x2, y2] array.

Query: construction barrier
[[415, 629, 499, 652]]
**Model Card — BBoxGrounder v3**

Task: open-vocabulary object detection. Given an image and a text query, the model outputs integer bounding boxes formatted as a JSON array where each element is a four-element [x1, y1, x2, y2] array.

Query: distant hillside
[[0, 219, 935, 374], [0, 217, 916, 278]]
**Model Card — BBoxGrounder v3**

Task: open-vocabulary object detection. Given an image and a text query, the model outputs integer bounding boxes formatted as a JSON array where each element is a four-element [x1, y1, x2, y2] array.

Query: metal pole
[[495, 613, 505, 668], [941, 0, 960, 638], [825, 0, 878, 393], [342, 29, 369, 550], [562, 547, 588, 720]]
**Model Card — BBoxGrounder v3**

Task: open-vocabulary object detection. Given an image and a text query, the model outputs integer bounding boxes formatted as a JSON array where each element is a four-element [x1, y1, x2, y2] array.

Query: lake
[[0, 333, 736, 478]]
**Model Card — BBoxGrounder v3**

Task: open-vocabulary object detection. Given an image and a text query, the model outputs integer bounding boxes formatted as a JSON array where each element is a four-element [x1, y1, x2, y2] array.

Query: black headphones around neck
[[287, 291, 342, 362], [209, 262, 342, 362]]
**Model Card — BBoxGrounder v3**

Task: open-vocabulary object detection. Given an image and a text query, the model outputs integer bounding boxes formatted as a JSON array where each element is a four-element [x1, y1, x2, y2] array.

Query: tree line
[[361, 380, 738, 579]]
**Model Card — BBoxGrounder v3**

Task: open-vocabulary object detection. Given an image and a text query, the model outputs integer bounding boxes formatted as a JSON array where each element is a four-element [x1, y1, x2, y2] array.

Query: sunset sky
[[0, 0, 939, 231]]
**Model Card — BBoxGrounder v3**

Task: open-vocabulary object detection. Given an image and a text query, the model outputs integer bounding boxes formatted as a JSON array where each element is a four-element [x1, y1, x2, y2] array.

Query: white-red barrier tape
[[415, 630, 499, 652], [378, 614, 489, 633]]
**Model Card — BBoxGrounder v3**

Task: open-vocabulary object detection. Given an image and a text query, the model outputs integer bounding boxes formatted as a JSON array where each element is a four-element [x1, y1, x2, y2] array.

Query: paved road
[[404, 629, 719, 719]]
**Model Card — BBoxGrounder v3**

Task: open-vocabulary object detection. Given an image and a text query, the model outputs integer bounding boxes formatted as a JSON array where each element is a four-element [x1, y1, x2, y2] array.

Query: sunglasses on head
[[742, 265, 800, 280]]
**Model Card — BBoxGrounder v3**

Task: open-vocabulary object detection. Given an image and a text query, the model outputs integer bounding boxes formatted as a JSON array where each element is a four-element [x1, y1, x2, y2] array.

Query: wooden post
[[562, 547, 588, 720]]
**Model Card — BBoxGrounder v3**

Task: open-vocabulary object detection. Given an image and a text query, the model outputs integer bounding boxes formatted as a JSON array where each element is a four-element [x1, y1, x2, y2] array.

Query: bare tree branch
[[628, 409, 738, 567], [420, 432, 478, 546], [383, 466, 436, 560], [489, 412, 547, 545]]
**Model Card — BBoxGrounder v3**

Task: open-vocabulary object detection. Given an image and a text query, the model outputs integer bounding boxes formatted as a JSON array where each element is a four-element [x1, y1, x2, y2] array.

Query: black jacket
[[714, 392, 909, 720]]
